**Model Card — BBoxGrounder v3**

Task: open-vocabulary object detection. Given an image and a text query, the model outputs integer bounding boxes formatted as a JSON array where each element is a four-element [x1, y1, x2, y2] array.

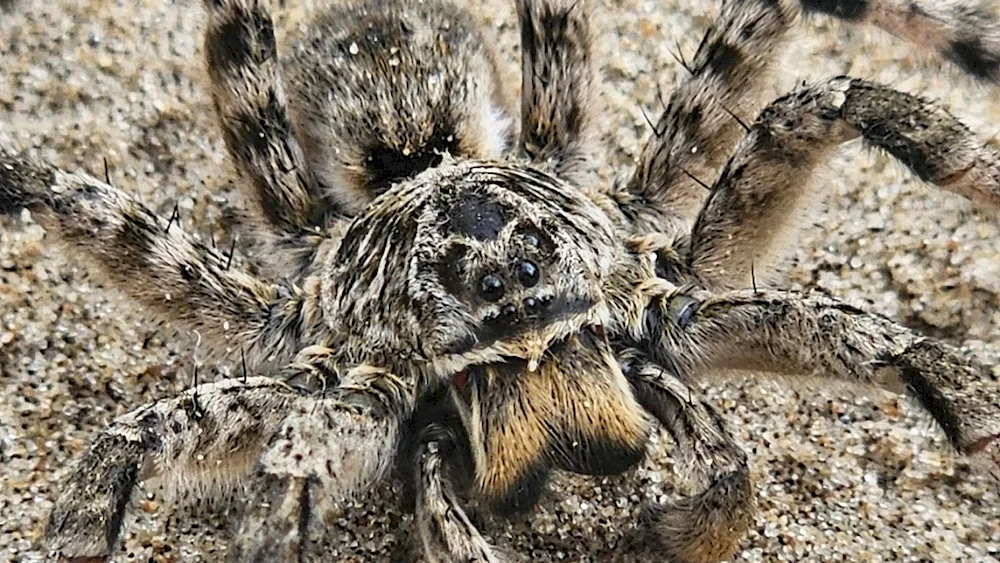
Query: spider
[[2, 0, 1000, 561]]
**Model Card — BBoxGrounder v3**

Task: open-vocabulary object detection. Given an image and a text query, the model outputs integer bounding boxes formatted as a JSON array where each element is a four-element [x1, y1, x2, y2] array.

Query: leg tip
[[0, 150, 52, 216], [965, 433, 1000, 481], [636, 470, 756, 563]]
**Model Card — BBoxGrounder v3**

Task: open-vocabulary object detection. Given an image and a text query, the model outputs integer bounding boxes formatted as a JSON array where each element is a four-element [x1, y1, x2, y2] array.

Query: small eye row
[[484, 294, 555, 322]]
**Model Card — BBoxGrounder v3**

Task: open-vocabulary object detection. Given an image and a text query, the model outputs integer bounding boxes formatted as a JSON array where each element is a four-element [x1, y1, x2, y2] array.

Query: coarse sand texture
[[2, 0, 1000, 561]]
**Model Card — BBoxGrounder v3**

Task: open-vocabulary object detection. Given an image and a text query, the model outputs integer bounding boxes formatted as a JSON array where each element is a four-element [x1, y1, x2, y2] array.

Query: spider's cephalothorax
[[3, 0, 1000, 561], [325, 159, 654, 513], [322, 162, 618, 369]]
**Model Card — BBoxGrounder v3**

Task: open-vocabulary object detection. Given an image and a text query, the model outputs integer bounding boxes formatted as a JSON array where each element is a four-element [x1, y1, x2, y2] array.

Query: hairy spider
[[2, 0, 1000, 561]]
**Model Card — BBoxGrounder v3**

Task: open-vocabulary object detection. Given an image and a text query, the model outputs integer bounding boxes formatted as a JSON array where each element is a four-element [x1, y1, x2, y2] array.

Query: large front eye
[[517, 260, 539, 287], [480, 274, 505, 301]]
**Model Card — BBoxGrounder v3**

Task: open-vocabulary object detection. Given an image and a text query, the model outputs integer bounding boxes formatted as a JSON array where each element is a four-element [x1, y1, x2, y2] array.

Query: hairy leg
[[44, 377, 296, 561], [414, 432, 501, 563], [201, 0, 331, 263], [618, 0, 999, 234], [687, 76, 1000, 291], [637, 285, 1000, 475], [617, 0, 801, 234], [0, 147, 317, 366], [44, 355, 412, 562], [229, 473, 314, 563], [517, 0, 601, 185], [218, 357, 412, 562], [801, 0, 1000, 84], [624, 356, 755, 563]]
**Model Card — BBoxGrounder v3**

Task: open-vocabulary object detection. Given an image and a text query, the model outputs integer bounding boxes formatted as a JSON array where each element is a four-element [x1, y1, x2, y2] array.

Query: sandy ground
[[3, 0, 1000, 561]]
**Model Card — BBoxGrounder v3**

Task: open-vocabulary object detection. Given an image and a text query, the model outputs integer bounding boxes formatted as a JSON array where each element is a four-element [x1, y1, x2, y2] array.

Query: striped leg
[[801, 0, 1000, 83], [44, 377, 299, 561], [619, 0, 801, 234], [619, 0, 999, 234], [517, 0, 602, 186], [0, 147, 314, 366], [687, 77, 1000, 291], [201, 0, 330, 267], [625, 356, 755, 563], [45, 358, 411, 562], [641, 287, 1000, 479], [414, 433, 501, 563]]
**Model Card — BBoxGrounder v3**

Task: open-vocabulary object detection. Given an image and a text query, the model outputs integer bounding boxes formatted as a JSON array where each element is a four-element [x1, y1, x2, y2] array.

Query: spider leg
[[686, 76, 1000, 291], [0, 147, 316, 366], [43, 376, 296, 561], [233, 355, 413, 561], [44, 352, 412, 562], [229, 473, 314, 563], [801, 0, 1000, 84], [624, 357, 755, 563], [201, 0, 331, 260], [517, 0, 602, 185], [618, 0, 800, 234], [637, 286, 1000, 477], [621, 0, 999, 235], [413, 428, 502, 563]]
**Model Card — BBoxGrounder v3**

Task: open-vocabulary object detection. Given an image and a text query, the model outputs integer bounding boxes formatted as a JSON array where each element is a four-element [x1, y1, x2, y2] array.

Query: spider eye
[[517, 260, 539, 287], [501, 303, 517, 318], [523, 232, 541, 247], [480, 274, 505, 301]]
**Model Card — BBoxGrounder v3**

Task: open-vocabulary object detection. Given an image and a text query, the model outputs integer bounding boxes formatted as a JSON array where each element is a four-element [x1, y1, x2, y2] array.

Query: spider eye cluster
[[416, 182, 609, 356], [324, 163, 617, 362], [442, 226, 556, 322]]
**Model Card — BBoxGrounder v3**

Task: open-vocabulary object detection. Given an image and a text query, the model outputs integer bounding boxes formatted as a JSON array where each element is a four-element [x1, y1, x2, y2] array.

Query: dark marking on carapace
[[799, 0, 870, 21], [445, 191, 510, 241]]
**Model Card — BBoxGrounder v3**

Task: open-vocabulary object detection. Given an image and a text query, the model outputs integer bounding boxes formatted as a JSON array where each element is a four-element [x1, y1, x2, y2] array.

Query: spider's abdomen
[[461, 331, 653, 514], [281, 0, 513, 213]]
